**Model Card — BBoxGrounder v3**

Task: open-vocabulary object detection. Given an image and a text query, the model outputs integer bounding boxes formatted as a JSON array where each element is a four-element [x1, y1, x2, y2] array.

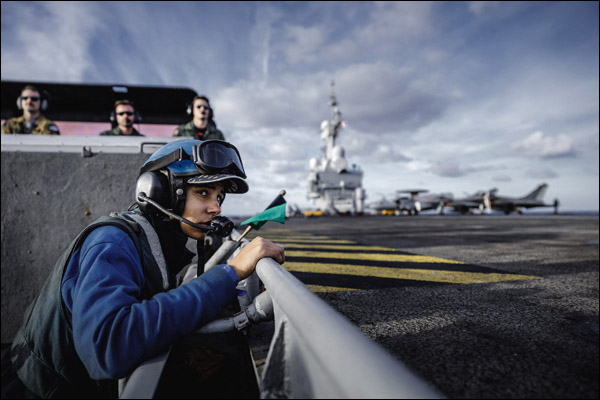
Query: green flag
[[241, 203, 286, 230]]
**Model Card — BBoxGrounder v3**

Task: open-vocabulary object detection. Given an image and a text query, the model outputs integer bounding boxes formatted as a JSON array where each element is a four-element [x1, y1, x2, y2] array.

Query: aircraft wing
[[447, 200, 483, 214], [447, 190, 490, 214]]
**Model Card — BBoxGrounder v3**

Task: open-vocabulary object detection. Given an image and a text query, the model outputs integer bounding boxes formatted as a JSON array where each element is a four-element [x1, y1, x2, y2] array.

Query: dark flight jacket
[[10, 213, 166, 398]]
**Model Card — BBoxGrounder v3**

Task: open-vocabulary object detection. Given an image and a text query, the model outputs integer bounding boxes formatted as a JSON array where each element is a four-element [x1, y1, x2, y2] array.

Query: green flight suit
[[1, 115, 60, 135], [173, 121, 225, 140], [99, 126, 144, 136]]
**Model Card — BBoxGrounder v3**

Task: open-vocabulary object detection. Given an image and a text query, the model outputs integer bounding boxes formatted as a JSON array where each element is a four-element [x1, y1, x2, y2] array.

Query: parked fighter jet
[[395, 189, 455, 215], [368, 190, 453, 215], [448, 189, 495, 214], [449, 183, 556, 215], [488, 183, 555, 214]]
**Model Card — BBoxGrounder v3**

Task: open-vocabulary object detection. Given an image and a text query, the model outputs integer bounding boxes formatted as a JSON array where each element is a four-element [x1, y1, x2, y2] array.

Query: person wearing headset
[[2, 139, 284, 398], [1, 85, 60, 135], [100, 99, 144, 136], [173, 95, 225, 140]]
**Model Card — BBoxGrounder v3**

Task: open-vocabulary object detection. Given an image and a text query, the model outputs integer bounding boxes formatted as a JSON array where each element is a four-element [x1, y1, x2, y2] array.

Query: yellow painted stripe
[[253, 230, 315, 236], [284, 262, 541, 284], [256, 233, 320, 237], [286, 250, 465, 264], [283, 243, 397, 251], [264, 239, 356, 244], [305, 284, 359, 293]]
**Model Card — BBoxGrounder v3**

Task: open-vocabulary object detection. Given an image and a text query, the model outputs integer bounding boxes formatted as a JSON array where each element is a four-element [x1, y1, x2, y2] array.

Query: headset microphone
[[137, 192, 233, 237]]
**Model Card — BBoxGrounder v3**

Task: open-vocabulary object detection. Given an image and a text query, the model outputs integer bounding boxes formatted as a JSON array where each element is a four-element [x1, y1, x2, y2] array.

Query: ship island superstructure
[[307, 82, 365, 215]]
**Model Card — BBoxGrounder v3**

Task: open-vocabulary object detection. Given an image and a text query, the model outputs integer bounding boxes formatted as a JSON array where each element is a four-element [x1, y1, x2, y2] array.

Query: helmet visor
[[193, 140, 246, 179]]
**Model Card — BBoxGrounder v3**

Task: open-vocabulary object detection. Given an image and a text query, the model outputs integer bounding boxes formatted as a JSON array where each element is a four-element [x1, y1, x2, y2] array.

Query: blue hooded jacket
[[10, 211, 238, 398]]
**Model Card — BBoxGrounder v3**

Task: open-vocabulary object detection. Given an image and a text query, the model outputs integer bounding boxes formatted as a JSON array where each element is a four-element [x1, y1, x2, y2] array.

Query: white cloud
[[512, 131, 576, 159], [468, 1, 500, 16], [1, 1, 598, 212], [214, 60, 455, 138], [360, 1, 435, 45], [492, 175, 512, 183], [339, 135, 412, 164], [525, 167, 559, 180], [334, 62, 454, 133], [1, 3, 101, 82], [429, 159, 499, 178], [282, 25, 326, 64]]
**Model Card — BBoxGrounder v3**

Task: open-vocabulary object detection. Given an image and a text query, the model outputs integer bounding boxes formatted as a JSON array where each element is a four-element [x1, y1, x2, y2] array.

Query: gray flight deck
[[247, 214, 599, 399]]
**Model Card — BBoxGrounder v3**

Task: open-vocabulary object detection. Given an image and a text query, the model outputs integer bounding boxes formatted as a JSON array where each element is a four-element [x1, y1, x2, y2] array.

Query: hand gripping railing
[[255, 257, 442, 399]]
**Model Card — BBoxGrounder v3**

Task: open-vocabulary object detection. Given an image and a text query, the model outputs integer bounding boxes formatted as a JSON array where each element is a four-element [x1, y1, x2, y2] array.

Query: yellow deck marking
[[304, 284, 359, 293], [282, 243, 397, 251], [256, 234, 320, 238], [286, 250, 465, 264], [252, 229, 314, 235], [284, 262, 541, 284], [265, 239, 356, 244], [257, 228, 297, 233]]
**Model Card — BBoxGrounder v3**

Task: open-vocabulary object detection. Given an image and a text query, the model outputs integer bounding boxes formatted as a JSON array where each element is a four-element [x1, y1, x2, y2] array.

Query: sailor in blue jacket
[[2, 139, 285, 398]]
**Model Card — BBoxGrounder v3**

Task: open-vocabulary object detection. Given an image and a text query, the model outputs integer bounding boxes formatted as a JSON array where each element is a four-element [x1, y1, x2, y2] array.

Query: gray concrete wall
[[1, 150, 148, 342]]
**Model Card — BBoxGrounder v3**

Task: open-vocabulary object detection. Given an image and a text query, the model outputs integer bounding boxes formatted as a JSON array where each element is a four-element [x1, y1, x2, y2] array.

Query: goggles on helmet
[[140, 139, 246, 179], [193, 140, 246, 179]]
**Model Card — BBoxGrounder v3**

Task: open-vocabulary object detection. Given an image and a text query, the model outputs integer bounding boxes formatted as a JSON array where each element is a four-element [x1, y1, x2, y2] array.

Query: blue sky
[[2, 1, 598, 215]]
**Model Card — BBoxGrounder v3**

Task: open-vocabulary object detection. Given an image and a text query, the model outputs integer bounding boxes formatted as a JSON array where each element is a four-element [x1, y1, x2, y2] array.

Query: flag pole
[[236, 190, 286, 242], [236, 225, 253, 242]]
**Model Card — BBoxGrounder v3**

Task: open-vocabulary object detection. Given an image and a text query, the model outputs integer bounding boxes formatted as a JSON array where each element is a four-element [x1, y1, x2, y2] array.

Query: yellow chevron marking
[[282, 243, 397, 251], [284, 262, 541, 284], [286, 250, 465, 264]]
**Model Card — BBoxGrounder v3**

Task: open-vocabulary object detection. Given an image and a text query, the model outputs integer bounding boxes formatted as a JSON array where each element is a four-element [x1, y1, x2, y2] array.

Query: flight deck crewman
[[1, 139, 284, 398], [1, 85, 60, 135], [173, 95, 225, 140]]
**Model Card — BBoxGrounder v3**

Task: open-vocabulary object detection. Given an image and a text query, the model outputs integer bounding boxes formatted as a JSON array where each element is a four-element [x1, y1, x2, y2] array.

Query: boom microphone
[[136, 192, 233, 237]]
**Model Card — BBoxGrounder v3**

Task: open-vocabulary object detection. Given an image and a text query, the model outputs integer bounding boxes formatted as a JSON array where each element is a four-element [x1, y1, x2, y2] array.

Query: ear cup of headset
[[136, 172, 171, 215], [40, 91, 49, 111]]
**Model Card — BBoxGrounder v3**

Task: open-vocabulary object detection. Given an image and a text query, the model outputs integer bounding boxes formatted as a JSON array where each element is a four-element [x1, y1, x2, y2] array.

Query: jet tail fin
[[522, 183, 548, 201]]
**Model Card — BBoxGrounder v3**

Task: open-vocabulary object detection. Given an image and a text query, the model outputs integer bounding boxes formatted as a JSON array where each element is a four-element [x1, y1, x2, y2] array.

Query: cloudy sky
[[2, 1, 598, 215]]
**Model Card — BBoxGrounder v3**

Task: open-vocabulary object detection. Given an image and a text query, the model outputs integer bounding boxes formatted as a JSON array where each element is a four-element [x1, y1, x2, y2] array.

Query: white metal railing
[[1, 133, 180, 154], [256, 257, 442, 399], [118, 227, 443, 398]]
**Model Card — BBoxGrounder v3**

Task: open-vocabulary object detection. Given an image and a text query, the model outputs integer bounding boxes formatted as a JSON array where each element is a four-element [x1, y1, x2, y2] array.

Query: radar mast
[[306, 81, 365, 215]]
